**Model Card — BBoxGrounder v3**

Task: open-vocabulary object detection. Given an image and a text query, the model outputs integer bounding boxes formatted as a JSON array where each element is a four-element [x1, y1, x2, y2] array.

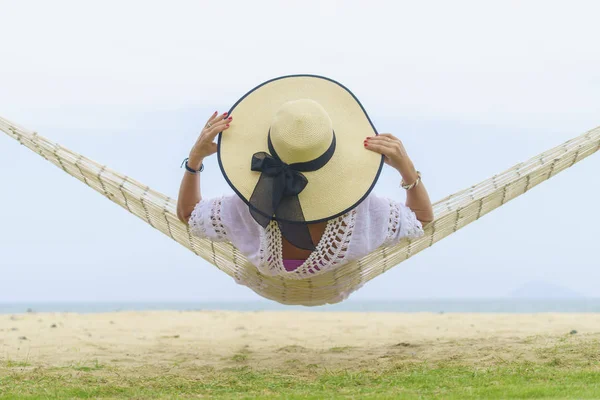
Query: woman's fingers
[[209, 112, 232, 132], [190, 110, 232, 160], [367, 136, 399, 144], [206, 111, 219, 125], [367, 136, 403, 151], [213, 111, 229, 124], [204, 111, 229, 129], [366, 138, 399, 150], [364, 134, 411, 172], [364, 141, 393, 156], [205, 119, 231, 140], [377, 133, 399, 141]]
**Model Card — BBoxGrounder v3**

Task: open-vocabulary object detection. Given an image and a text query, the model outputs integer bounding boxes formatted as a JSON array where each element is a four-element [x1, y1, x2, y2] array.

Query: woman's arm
[[176, 111, 232, 223], [176, 160, 203, 223], [365, 133, 434, 224], [395, 161, 434, 224]]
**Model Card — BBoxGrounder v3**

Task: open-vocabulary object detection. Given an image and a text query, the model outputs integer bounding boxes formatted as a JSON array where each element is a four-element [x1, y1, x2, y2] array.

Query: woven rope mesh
[[2, 115, 599, 305]]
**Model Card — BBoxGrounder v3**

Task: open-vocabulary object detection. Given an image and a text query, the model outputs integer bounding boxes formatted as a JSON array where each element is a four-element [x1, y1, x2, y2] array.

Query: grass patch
[[327, 346, 354, 353], [69, 359, 105, 372], [2, 335, 599, 398], [1, 362, 600, 399], [5, 360, 31, 368], [277, 345, 308, 353], [231, 353, 249, 362]]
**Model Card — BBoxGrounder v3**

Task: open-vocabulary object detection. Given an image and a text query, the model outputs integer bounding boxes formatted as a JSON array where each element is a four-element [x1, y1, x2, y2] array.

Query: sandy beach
[[3, 311, 600, 371]]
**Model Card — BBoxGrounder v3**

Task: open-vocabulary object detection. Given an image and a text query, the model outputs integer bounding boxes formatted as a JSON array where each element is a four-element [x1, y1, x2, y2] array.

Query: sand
[[2, 311, 600, 370]]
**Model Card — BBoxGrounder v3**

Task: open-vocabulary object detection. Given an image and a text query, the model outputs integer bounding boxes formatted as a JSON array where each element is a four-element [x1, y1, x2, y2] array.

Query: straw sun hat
[[217, 74, 383, 250]]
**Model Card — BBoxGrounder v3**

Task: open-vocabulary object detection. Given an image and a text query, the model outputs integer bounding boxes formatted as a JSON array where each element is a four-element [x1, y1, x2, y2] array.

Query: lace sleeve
[[188, 197, 228, 242], [386, 199, 425, 245], [345, 193, 424, 262]]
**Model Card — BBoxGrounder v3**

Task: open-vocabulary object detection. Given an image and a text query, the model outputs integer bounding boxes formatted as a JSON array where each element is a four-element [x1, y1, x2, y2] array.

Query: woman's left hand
[[364, 133, 417, 181], [188, 111, 232, 168]]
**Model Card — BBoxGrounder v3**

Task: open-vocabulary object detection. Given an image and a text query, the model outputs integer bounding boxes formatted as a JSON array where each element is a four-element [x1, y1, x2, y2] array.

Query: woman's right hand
[[188, 111, 232, 169], [365, 133, 418, 182]]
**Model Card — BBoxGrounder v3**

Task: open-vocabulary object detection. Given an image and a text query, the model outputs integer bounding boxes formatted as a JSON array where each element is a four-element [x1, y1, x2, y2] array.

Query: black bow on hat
[[248, 131, 336, 251]]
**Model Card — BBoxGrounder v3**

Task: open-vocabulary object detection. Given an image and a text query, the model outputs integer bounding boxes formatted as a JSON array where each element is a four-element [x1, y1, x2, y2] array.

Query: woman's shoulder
[[221, 193, 255, 218], [354, 192, 394, 212]]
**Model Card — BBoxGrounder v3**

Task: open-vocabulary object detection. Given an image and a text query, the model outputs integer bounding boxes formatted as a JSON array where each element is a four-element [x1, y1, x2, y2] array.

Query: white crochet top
[[188, 193, 424, 280]]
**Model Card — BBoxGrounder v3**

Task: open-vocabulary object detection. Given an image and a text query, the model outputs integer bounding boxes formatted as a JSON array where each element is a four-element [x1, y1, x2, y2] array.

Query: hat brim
[[217, 74, 383, 223]]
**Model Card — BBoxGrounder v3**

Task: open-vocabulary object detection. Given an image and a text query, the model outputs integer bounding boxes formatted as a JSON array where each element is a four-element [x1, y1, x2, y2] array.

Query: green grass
[[1, 336, 599, 399], [231, 353, 249, 362], [69, 359, 105, 372], [1, 362, 600, 399], [327, 346, 354, 353], [4, 360, 30, 368]]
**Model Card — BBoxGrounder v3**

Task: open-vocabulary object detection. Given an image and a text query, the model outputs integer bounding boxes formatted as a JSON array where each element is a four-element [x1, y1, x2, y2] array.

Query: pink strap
[[282, 259, 306, 272]]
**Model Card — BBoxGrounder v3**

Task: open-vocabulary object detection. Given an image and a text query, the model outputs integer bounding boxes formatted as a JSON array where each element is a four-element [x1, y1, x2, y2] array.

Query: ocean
[[2, 299, 600, 314]]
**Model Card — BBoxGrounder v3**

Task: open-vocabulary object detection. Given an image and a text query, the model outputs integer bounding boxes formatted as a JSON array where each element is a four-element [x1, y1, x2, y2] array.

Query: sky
[[0, 0, 599, 304]]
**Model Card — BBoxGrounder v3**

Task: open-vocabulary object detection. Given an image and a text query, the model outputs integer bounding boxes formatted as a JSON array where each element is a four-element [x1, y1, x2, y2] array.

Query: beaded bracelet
[[181, 157, 204, 174]]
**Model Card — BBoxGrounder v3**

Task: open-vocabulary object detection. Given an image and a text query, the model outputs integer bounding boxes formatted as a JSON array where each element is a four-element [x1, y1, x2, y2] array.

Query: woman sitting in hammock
[[176, 76, 434, 278]]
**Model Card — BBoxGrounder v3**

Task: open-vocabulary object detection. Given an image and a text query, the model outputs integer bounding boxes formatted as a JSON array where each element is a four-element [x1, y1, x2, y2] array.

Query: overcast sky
[[1, 0, 599, 304]]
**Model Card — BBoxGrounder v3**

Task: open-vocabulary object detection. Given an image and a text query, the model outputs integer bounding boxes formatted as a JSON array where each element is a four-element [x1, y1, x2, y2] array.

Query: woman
[[176, 75, 433, 279]]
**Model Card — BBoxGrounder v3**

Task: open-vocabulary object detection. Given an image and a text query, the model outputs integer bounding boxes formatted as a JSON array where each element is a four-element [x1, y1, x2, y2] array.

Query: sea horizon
[[2, 298, 600, 314]]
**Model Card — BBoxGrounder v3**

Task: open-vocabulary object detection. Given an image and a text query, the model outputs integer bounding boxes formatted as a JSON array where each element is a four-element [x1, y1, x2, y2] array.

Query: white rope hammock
[[2, 116, 599, 306]]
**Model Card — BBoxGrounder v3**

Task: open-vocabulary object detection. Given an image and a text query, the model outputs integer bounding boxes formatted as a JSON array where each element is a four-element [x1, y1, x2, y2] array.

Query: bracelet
[[181, 157, 204, 174], [401, 171, 421, 190]]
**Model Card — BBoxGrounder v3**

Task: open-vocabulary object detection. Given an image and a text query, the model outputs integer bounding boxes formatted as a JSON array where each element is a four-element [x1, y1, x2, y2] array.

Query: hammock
[[2, 115, 599, 306]]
